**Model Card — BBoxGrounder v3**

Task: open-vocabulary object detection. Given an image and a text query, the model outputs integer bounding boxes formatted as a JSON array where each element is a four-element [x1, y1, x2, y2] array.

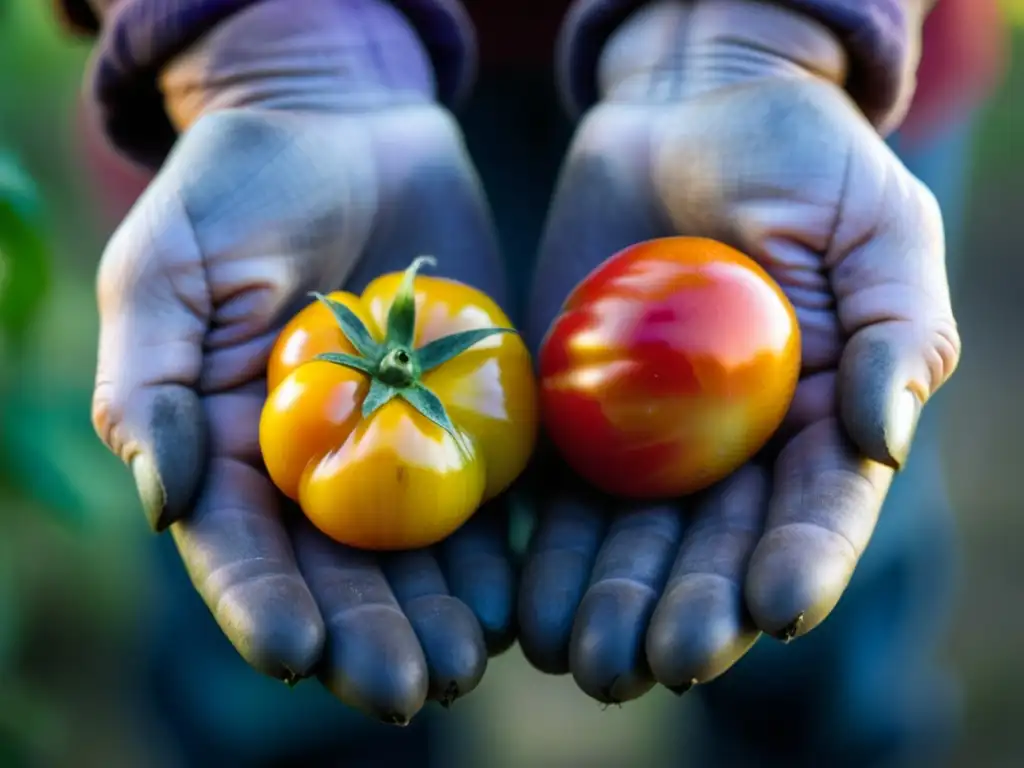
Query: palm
[[519, 80, 956, 701], [94, 106, 516, 720]]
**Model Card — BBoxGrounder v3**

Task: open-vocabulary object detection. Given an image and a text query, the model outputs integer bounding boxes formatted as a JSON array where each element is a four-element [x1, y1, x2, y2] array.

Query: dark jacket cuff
[[60, 0, 476, 169], [557, 0, 924, 133]]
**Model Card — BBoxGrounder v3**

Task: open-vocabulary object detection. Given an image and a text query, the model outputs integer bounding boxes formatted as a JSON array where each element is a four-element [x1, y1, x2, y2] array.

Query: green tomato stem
[[309, 255, 518, 454], [386, 255, 436, 349], [377, 347, 417, 388]]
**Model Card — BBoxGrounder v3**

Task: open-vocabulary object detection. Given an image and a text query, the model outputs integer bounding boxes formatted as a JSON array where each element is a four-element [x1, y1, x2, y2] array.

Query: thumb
[[832, 164, 961, 470], [92, 185, 209, 531]]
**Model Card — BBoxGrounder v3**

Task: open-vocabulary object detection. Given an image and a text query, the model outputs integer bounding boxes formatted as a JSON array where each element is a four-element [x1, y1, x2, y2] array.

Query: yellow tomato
[[260, 258, 537, 551]]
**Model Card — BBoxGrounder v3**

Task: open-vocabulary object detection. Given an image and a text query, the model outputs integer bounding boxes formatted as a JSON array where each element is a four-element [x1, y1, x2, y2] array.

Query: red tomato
[[539, 237, 800, 499]]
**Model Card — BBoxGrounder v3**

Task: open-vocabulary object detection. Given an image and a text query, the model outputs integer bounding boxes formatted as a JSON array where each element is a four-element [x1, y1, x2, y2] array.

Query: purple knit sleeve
[[557, 0, 929, 132], [58, 0, 476, 169]]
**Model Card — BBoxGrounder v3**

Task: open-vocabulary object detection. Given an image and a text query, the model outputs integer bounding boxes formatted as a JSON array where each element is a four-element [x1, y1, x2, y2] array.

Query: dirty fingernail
[[886, 388, 922, 470], [668, 679, 697, 696], [131, 452, 168, 531], [439, 681, 460, 709], [776, 613, 804, 644], [282, 668, 302, 688]]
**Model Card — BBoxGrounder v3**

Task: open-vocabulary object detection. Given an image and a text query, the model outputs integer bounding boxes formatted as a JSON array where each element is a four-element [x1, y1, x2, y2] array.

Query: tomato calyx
[[310, 256, 515, 451], [377, 348, 417, 387]]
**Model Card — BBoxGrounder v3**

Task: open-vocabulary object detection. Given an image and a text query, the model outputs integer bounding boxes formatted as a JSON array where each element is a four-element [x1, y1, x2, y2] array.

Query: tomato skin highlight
[[539, 237, 800, 499], [300, 402, 486, 552], [260, 269, 537, 551]]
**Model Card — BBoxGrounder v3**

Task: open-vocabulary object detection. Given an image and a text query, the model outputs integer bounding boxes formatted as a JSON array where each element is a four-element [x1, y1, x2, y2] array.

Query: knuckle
[[388, 106, 472, 184], [912, 170, 942, 215], [902, 177, 960, 388], [910, 175, 945, 242], [96, 195, 176, 311], [929, 317, 963, 389], [405, 104, 463, 150], [95, 222, 137, 308], [382, 106, 478, 196], [91, 379, 124, 456], [178, 111, 324, 215], [186, 108, 290, 159], [175, 111, 360, 250], [96, 181, 211, 321], [571, 103, 642, 158]]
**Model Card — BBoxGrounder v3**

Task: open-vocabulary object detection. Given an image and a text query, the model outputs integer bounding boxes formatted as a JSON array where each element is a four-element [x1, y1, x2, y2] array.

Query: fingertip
[[130, 385, 207, 530], [446, 565, 512, 655], [645, 574, 759, 687], [566, 504, 682, 703], [482, 621, 517, 658], [839, 333, 922, 471], [569, 581, 656, 704], [403, 594, 487, 704], [320, 604, 429, 723], [294, 531, 431, 722], [749, 419, 890, 639], [223, 575, 326, 680], [744, 526, 855, 639], [517, 494, 605, 674], [132, 451, 169, 531], [171, 460, 325, 681]]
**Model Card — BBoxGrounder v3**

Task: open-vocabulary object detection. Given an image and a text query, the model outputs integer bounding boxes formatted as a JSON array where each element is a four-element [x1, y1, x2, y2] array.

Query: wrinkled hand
[[519, 0, 960, 702], [91, 3, 514, 723]]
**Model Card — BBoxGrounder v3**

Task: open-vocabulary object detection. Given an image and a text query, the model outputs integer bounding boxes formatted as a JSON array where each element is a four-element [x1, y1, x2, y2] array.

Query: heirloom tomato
[[260, 257, 537, 551], [539, 237, 800, 499]]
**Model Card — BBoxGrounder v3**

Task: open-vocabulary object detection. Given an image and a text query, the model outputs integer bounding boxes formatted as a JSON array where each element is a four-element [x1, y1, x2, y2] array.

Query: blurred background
[[0, 2, 1020, 767]]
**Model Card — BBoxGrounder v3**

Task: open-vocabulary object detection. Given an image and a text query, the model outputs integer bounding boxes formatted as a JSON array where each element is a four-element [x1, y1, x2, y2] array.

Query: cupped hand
[[518, 1, 960, 703], [91, 97, 518, 722]]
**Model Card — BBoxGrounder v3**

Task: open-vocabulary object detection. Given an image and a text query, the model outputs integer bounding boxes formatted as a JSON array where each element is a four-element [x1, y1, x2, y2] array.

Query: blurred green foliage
[[0, 103, 69, 768], [0, 8, 139, 766], [1002, 0, 1024, 26], [0, 152, 51, 351], [0, 148, 105, 532], [973, 24, 1024, 180], [0, 0, 123, 529]]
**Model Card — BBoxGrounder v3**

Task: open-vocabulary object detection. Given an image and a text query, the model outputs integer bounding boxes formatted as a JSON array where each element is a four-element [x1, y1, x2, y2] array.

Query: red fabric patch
[[893, 0, 1007, 142]]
